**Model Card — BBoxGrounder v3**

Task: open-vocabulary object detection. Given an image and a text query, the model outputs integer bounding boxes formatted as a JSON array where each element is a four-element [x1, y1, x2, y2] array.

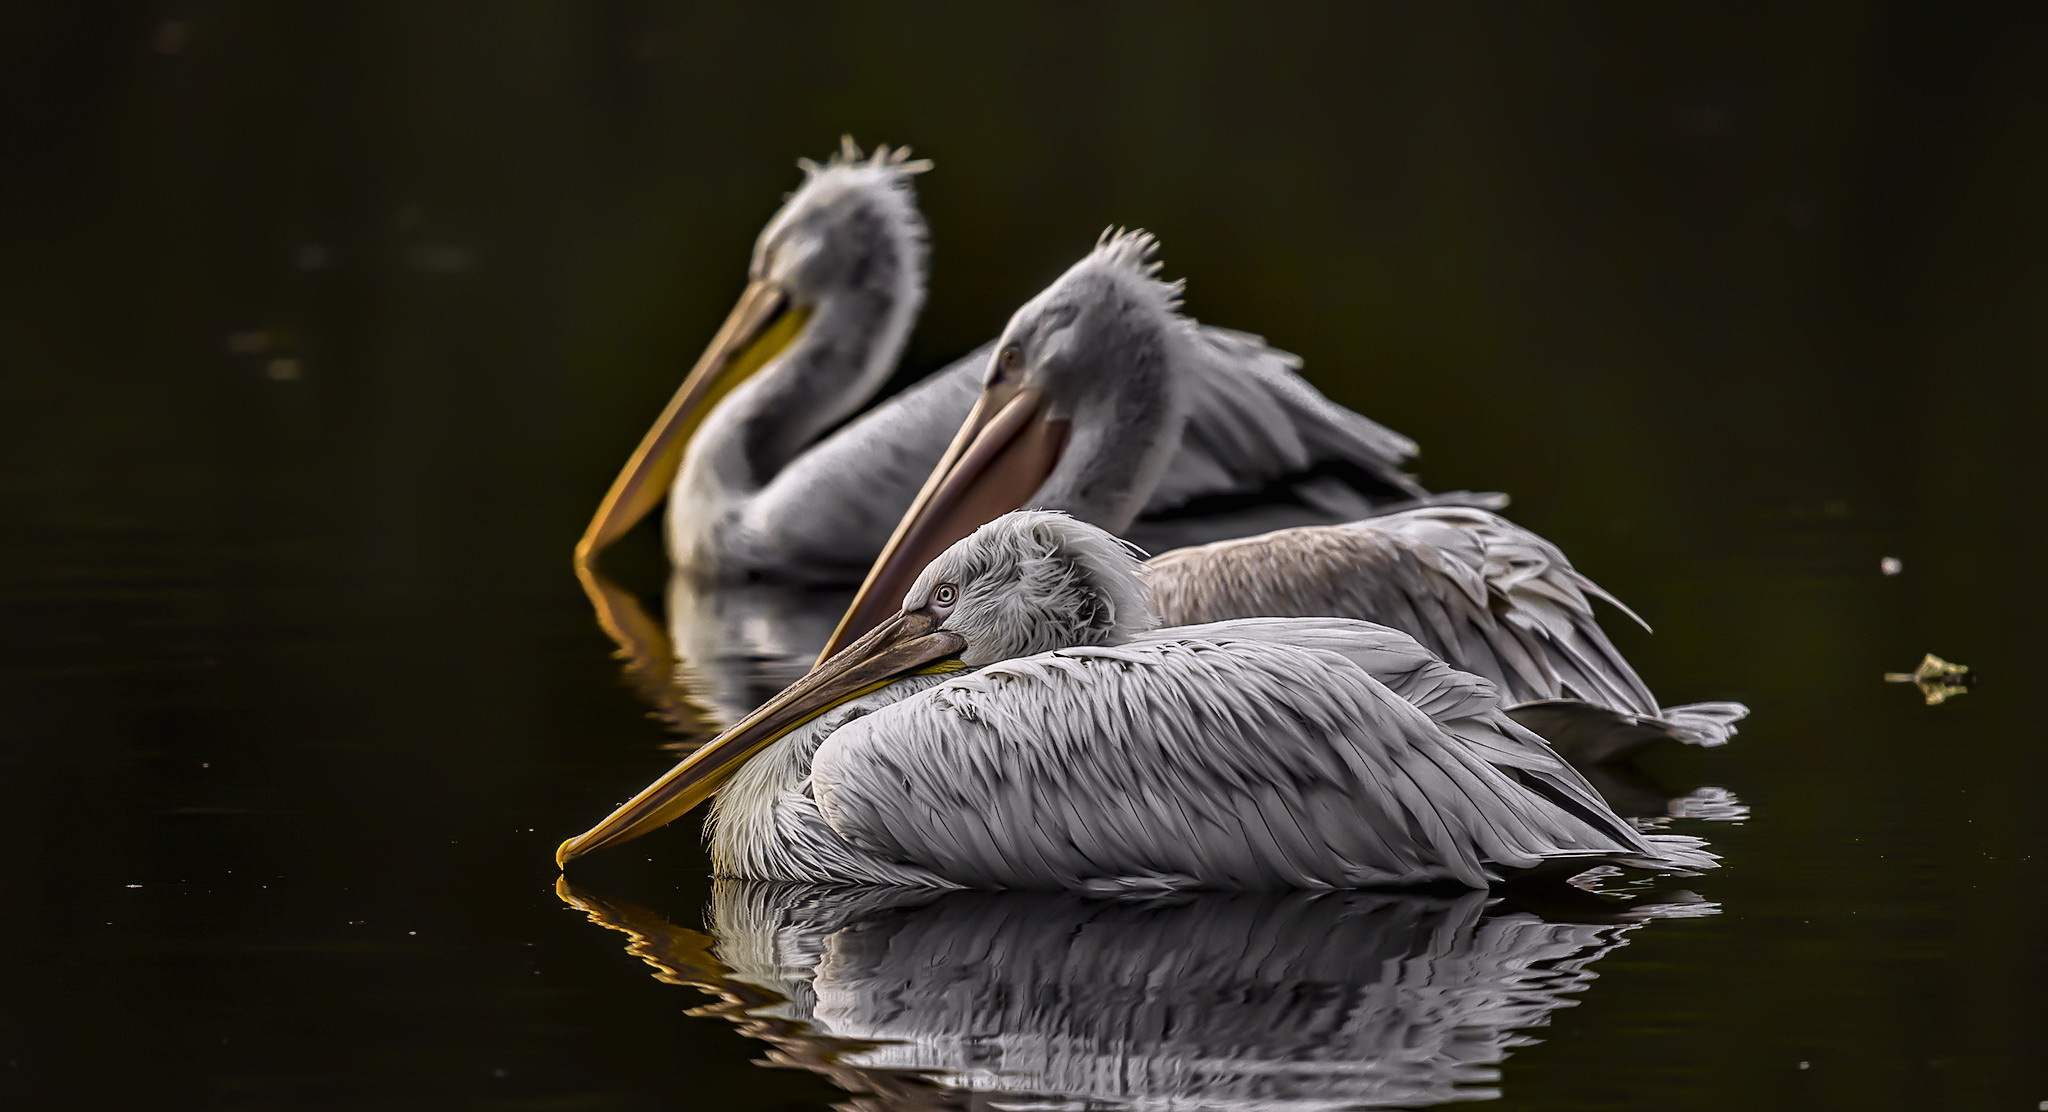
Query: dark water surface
[[8, 5, 2048, 1109]]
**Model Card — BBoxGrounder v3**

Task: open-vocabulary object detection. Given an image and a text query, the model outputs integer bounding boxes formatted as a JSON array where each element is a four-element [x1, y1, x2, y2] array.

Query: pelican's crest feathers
[[1080, 227, 1187, 319], [772, 137, 933, 263], [796, 136, 934, 182]]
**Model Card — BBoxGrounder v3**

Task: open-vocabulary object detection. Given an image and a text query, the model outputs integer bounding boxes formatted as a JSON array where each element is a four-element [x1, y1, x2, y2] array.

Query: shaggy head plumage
[[986, 231, 1186, 380], [1079, 227, 1186, 317], [750, 138, 930, 308], [906, 511, 1155, 665]]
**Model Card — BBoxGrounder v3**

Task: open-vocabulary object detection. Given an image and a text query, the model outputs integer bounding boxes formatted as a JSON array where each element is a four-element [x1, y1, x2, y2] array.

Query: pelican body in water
[[559, 511, 1712, 890], [823, 231, 1745, 759], [577, 141, 1440, 585]]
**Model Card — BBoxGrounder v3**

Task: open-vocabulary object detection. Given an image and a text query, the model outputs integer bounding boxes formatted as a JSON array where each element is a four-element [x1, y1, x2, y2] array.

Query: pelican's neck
[[1032, 329, 1195, 536], [707, 670, 956, 883], [671, 274, 924, 568]]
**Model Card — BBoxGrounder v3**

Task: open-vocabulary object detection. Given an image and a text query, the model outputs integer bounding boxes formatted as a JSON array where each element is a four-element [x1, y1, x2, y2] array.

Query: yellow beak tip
[[555, 839, 581, 870]]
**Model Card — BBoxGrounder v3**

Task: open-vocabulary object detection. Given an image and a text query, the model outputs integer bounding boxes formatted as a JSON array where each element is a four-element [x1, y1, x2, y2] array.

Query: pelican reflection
[[664, 571, 855, 728], [576, 558, 852, 743], [561, 879, 1714, 1110]]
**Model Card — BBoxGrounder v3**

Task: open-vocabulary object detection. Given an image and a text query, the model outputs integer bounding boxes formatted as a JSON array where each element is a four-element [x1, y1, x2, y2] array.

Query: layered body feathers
[[702, 513, 1711, 891]]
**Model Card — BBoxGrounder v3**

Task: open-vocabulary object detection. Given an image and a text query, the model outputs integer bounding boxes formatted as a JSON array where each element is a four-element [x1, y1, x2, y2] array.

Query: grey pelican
[[822, 231, 1745, 759], [561, 879, 1712, 1111], [574, 140, 1444, 585], [557, 511, 1712, 889]]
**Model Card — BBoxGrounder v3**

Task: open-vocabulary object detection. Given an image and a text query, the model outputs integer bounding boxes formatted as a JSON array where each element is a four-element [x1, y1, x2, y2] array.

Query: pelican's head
[[987, 229, 1187, 435], [903, 510, 1153, 665], [751, 139, 930, 314], [821, 230, 1192, 653], [576, 139, 930, 563], [555, 512, 1149, 866]]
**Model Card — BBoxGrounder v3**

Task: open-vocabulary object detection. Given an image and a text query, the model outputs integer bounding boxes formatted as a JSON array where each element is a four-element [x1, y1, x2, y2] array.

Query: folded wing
[[809, 623, 1709, 891], [1141, 508, 1668, 715]]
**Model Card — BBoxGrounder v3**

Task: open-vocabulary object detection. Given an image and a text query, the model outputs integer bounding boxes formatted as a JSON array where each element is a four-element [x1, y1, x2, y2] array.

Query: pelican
[[574, 140, 1446, 584], [822, 231, 1745, 760], [561, 879, 1712, 1111], [558, 511, 1713, 889]]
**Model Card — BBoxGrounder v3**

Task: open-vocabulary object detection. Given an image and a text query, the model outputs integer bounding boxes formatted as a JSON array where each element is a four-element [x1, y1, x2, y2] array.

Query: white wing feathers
[[808, 624, 1711, 891]]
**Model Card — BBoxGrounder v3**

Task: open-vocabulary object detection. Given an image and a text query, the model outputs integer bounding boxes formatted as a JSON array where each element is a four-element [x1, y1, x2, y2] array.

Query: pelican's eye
[[995, 345, 1022, 378], [932, 583, 958, 608]]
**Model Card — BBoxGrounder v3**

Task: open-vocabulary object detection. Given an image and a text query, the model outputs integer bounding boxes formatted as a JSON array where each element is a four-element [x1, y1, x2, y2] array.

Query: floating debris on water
[[1885, 653, 1972, 705], [1880, 556, 1903, 576], [265, 358, 302, 381]]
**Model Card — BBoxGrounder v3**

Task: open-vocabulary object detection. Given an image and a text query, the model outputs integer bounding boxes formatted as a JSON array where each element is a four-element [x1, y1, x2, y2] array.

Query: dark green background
[[5, 3, 2046, 1109]]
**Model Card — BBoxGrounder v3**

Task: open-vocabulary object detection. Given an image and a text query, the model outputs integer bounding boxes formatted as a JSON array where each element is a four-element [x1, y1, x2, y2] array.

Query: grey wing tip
[[1505, 700, 1684, 766], [1656, 701, 1750, 748], [1509, 699, 1749, 764], [1507, 835, 1718, 885], [1626, 833, 1720, 873]]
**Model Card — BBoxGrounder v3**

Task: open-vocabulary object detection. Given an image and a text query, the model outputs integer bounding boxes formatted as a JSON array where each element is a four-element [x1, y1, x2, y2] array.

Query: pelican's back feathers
[[1138, 508, 1748, 753], [1145, 509, 1643, 709]]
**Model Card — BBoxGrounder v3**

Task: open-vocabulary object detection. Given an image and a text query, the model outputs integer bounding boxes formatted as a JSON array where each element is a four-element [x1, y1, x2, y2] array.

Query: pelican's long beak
[[556, 608, 967, 867], [575, 280, 813, 566], [818, 380, 1070, 660]]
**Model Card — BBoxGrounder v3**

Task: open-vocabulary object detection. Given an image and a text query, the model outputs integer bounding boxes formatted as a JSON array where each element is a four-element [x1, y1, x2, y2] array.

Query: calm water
[[8, 6, 2048, 1109]]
